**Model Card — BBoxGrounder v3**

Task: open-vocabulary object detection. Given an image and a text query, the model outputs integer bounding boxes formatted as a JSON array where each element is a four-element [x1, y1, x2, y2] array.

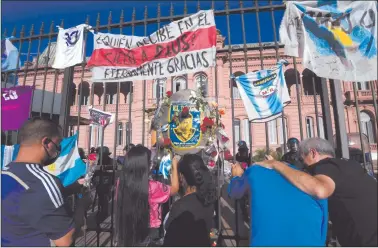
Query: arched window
[[152, 78, 167, 99], [232, 71, 245, 99], [243, 119, 250, 147], [306, 116, 315, 138], [268, 117, 288, 144], [173, 76, 187, 93], [105, 83, 117, 104], [117, 122, 123, 146], [357, 82, 370, 90], [234, 119, 241, 145], [284, 69, 301, 96], [360, 111, 376, 143], [195, 73, 208, 96], [78, 81, 90, 105], [318, 116, 325, 139]]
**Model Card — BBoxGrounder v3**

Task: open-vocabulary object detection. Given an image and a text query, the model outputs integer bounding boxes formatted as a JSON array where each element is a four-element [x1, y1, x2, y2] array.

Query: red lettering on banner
[[87, 26, 216, 68]]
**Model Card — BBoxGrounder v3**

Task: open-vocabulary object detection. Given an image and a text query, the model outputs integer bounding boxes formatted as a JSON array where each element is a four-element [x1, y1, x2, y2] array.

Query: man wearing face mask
[[1, 118, 75, 247]]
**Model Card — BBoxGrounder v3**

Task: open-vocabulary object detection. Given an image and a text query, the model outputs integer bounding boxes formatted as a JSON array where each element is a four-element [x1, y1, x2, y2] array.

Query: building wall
[[20, 33, 378, 158]]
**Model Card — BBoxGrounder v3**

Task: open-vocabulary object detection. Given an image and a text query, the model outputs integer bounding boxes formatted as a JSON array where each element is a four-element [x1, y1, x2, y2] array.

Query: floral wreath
[[156, 87, 231, 170]]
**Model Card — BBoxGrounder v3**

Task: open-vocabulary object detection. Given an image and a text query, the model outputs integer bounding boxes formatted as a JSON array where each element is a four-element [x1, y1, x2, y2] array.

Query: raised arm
[[170, 156, 179, 196], [227, 163, 248, 200], [257, 160, 335, 199]]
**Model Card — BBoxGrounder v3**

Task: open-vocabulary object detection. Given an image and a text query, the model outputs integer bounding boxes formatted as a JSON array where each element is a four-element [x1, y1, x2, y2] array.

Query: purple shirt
[[1, 86, 33, 131]]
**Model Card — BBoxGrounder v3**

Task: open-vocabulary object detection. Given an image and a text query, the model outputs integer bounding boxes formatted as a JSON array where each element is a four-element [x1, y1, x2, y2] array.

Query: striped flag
[[1, 133, 86, 187], [87, 10, 216, 82]]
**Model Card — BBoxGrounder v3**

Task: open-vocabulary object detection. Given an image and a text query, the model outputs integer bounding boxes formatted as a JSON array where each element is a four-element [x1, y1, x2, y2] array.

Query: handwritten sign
[[87, 10, 216, 82], [88, 106, 114, 127], [280, 1, 377, 81]]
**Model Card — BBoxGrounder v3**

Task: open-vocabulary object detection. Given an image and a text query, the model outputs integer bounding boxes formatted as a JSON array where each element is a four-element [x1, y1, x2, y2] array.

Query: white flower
[[190, 91, 197, 99]]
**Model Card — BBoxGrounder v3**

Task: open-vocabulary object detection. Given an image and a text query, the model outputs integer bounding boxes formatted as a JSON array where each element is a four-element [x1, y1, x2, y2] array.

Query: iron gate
[[2, 0, 378, 246]]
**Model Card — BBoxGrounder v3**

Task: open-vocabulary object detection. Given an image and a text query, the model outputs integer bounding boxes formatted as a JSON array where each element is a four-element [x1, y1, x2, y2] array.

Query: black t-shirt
[[309, 158, 377, 246], [163, 193, 214, 247]]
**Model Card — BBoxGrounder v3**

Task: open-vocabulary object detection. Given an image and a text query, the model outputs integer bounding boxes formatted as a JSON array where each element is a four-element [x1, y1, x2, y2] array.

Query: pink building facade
[[21, 32, 377, 159]]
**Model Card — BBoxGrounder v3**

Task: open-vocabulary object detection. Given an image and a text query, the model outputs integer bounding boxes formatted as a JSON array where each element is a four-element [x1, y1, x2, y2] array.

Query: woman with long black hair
[[163, 154, 217, 246], [115, 145, 179, 246]]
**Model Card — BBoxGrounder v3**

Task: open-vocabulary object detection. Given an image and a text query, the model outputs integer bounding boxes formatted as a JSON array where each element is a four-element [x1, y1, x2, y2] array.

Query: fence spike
[[49, 21, 54, 34], [132, 7, 136, 21], [120, 9, 124, 24], [85, 15, 90, 25], [60, 19, 64, 29], [184, 0, 188, 14], [144, 6, 148, 20], [170, 2, 174, 17], [29, 24, 35, 36], [197, 0, 201, 11], [3, 28, 7, 38], [20, 25, 25, 38], [211, 0, 215, 10], [40, 22, 44, 34], [157, 3, 161, 19], [108, 11, 113, 25], [225, 0, 229, 10], [239, 0, 244, 8], [96, 13, 101, 31], [12, 26, 16, 37]]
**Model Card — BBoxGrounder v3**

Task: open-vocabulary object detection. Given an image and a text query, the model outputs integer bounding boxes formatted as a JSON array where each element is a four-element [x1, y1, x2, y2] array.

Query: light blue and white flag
[[2, 38, 21, 85], [234, 60, 290, 123], [1, 133, 86, 187]]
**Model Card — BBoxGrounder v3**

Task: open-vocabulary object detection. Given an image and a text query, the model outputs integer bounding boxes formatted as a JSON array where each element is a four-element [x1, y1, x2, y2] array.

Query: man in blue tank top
[[228, 162, 328, 246]]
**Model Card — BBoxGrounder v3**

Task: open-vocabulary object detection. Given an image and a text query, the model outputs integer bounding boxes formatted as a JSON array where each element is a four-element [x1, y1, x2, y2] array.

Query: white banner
[[87, 10, 217, 82], [52, 24, 90, 69], [280, 1, 377, 81]]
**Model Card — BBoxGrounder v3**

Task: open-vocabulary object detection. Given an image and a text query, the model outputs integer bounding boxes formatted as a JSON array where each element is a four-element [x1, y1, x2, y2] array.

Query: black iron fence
[[2, 0, 378, 246]]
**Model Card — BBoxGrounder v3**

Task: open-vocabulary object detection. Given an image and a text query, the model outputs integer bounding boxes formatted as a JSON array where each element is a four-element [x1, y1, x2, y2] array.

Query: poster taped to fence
[[88, 106, 114, 127], [87, 10, 216, 82], [280, 1, 377, 81]]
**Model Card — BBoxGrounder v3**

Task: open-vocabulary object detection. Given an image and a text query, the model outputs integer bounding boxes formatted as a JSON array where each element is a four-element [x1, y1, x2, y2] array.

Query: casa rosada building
[[19, 31, 377, 159]]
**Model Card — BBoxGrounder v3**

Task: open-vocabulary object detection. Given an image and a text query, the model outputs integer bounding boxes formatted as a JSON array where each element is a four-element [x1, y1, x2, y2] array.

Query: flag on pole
[[1, 133, 87, 187], [1, 38, 20, 85], [234, 60, 290, 123], [52, 24, 90, 69]]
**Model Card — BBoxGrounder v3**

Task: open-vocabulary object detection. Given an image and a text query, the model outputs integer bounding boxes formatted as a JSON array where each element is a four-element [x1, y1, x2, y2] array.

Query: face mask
[[42, 139, 61, 166]]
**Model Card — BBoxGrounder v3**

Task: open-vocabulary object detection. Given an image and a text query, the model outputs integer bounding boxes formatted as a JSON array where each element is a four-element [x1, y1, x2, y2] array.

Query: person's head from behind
[[237, 140, 249, 157], [17, 118, 62, 166], [90, 147, 96, 154], [299, 138, 335, 166], [116, 145, 151, 246], [178, 154, 216, 206], [123, 143, 135, 156]]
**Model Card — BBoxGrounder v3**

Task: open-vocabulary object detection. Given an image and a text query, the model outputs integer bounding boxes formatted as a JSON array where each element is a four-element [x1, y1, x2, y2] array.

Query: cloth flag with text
[[52, 24, 90, 69], [234, 60, 290, 123], [1, 133, 86, 187], [280, 1, 377, 81], [87, 10, 216, 82], [2, 38, 20, 85], [1, 86, 33, 131]]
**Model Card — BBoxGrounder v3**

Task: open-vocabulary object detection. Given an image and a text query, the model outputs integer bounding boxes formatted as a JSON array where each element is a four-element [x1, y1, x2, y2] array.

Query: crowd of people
[[1, 118, 377, 247]]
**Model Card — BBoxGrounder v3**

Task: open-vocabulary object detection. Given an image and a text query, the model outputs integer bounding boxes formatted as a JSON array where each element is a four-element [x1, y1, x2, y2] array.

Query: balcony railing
[[345, 90, 373, 102]]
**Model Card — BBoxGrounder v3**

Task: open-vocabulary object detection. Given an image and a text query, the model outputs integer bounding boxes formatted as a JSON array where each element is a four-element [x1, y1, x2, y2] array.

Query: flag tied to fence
[[52, 24, 90, 69], [87, 10, 217, 82], [88, 106, 114, 127], [234, 60, 290, 123], [2, 38, 20, 85], [1, 133, 86, 187], [280, 1, 377, 81], [1, 86, 33, 131]]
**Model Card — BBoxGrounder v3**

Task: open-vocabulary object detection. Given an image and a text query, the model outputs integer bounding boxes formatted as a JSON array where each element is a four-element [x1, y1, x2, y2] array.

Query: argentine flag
[[1, 38, 20, 85], [234, 60, 291, 123], [1, 133, 86, 187]]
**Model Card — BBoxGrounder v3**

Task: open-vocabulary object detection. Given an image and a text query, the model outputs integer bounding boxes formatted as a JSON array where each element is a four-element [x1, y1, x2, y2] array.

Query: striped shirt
[[1, 162, 74, 247]]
